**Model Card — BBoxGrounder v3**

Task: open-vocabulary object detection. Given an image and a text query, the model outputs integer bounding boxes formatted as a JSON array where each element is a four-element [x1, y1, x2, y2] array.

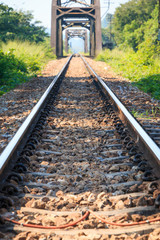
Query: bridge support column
[[57, 19, 63, 57], [84, 31, 88, 53], [65, 30, 69, 53], [95, 0, 102, 55], [90, 19, 95, 57], [51, 0, 57, 55]]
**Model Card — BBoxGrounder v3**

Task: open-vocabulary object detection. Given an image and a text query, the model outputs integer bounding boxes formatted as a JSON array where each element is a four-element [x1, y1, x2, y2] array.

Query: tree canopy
[[0, 3, 48, 43], [112, 0, 158, 50]]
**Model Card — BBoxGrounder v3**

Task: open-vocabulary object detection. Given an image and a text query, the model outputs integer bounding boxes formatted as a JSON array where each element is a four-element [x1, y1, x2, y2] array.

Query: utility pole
[[158, 0, 160, 40]]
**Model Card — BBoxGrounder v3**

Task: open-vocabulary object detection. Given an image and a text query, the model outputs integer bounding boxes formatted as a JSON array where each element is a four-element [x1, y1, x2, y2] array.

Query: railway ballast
[[0, 56, 160, 240]]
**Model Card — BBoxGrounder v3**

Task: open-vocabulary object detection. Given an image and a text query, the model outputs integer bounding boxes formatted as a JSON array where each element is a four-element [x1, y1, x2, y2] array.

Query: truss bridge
[[51, 0, 102, 56]]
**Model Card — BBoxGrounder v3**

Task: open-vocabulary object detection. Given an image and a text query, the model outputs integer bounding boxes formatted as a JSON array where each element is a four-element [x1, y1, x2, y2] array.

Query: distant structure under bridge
[[65, 29, 88, 53]]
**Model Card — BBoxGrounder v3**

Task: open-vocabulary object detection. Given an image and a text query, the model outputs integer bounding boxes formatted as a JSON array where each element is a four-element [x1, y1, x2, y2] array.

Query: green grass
[[96, 47, 160, 100], [131, 106, 160, 118], [0, 40, 56, 95], [131, 109, 150, 118], [133, 74, 160, 99]]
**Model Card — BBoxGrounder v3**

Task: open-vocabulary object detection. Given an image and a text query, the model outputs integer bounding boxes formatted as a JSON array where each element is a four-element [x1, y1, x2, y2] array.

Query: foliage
[[0, 3, 48, 43], [96, 47, 160, 100], [113, 0, 157, 49], [97, 0, 160, 100], [102, 28, 110, 45], [134, 75, 160, 99], [0, 40, 56, 95], [0, 49, 28, 95], [0, 3, 56, 96]]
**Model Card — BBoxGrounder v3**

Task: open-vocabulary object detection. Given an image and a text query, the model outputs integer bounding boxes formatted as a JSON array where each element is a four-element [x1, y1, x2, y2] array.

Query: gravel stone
[[2, 57, 159, 240]]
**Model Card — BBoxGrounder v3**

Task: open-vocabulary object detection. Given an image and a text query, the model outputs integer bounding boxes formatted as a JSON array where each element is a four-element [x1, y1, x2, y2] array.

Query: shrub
[[96, 47, 160, 100], [0, 40, 56, 94]]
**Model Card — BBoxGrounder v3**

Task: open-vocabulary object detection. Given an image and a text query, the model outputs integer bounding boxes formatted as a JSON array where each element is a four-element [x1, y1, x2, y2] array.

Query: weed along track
[[0, 56, 160, 240]]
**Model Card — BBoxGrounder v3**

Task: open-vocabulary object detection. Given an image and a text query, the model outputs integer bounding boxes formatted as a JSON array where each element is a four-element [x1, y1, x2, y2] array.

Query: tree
[[113, 0, 157, 47], [0, 3, 48, 43]]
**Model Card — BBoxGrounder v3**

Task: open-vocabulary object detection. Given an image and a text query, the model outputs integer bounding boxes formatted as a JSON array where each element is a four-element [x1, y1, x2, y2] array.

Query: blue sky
[[3, 0, 130, 29]]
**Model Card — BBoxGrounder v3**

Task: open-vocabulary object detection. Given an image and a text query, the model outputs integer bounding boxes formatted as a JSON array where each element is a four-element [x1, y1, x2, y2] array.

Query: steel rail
[[80, 55, 160, 176], [0, 55, 72, 177]]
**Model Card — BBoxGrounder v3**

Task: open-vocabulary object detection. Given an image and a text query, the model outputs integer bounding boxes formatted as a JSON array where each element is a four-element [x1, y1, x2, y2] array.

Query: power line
[[101, 0, 111, 19]]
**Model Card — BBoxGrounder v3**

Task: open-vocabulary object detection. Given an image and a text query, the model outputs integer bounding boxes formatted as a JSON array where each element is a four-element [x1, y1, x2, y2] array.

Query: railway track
[[138, 120, 160, 148], [0, 55, 160, 240]]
